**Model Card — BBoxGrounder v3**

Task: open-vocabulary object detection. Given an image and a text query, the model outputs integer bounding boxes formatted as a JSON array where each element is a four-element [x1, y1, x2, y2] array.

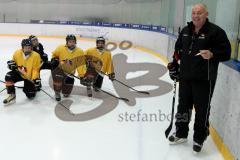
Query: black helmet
[[29, 35, 37, 41], [96, 37, 105, 44], [66, 34, 76, 42], [21, 39, 32, 48]]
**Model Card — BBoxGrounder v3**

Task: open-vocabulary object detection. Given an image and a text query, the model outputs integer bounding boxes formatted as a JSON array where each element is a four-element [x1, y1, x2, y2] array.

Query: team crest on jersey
[[62, 59, 73, 66], [18, 65, 27, 73]]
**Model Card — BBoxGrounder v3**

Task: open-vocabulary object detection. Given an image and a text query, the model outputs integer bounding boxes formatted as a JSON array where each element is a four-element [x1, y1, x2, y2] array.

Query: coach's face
[[192, 4, 208, 29]]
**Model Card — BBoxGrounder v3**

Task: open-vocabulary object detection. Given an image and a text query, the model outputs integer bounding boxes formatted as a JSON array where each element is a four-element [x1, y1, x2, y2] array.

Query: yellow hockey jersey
[[85, 47, 114, 74], [52, 45, 86, 77], [13, 49, 41, 80]]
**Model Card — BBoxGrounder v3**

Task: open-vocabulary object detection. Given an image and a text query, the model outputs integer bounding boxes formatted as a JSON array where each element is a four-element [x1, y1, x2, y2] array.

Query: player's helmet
[[96, 37, 105, 44], [29, 35, 37, 41], [66, 34, 76, 42], [21, 39, 32, 48]]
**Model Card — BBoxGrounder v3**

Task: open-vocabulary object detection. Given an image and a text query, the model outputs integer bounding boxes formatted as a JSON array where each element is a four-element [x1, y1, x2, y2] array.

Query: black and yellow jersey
[[13, 49, 41, 80], [85, 47, 114, 74], [52, 45, 86, 77]]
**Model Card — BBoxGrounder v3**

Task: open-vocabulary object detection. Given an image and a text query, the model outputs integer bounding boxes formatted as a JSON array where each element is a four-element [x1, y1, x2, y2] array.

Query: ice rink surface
[[0, 36, 223, 160]]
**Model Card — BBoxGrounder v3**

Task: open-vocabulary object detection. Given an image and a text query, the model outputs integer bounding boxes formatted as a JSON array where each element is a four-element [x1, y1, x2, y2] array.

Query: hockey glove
[[51, 58, 59, 70], [167, 61, 180, 81], [7, 60, 17, 71], [42, 54, 48, 62], [34, 78, 41, 91], [108, 73, 115, 81]]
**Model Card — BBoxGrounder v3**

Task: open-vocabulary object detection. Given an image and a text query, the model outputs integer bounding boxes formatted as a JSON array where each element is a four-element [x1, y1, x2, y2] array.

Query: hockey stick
[[64, 72, 129, 102], [39, 87, 75, 115], [0, 79, 24, 89], [0, 79, 6, 84], [13, 70, 74, 114], [165, 79, 177, 138], [112, 78, 150, 95], [0, 88, 6, 93], [93, 86, 129, 102], [97, 70, 150, 95]]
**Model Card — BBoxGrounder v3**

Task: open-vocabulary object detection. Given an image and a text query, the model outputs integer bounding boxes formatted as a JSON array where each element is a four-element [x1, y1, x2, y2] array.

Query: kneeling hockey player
[[3, 39, 41, 104]]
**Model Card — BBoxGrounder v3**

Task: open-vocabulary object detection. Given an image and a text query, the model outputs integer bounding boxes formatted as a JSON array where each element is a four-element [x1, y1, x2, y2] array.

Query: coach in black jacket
[[167, 3, 231, 153]]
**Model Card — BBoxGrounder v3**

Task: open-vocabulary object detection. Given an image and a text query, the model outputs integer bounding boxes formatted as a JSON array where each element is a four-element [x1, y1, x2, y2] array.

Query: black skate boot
[[193, 141, 203, 154], [55, 92, 61, 101]]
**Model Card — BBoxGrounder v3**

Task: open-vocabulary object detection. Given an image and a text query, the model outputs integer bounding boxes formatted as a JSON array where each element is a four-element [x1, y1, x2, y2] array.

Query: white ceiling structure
[[0, 0, 161, 4], [0, 0, 164, 25]]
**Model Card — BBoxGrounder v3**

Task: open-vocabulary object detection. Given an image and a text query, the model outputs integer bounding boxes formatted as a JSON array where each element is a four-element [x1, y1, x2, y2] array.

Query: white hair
[[192, 3, 208, 13]]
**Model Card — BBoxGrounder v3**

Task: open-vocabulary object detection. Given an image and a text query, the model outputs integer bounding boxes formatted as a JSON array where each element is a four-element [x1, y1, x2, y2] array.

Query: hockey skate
[[193, 141, 203, 154], [3, 94, 16, 105], [87, 86, 92, 97], [55, 92, 61, 101], [168, 133, 187, 145]]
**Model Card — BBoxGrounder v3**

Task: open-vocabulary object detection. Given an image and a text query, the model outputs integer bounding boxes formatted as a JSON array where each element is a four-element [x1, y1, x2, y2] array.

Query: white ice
[[0, 36, 223, 160]]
